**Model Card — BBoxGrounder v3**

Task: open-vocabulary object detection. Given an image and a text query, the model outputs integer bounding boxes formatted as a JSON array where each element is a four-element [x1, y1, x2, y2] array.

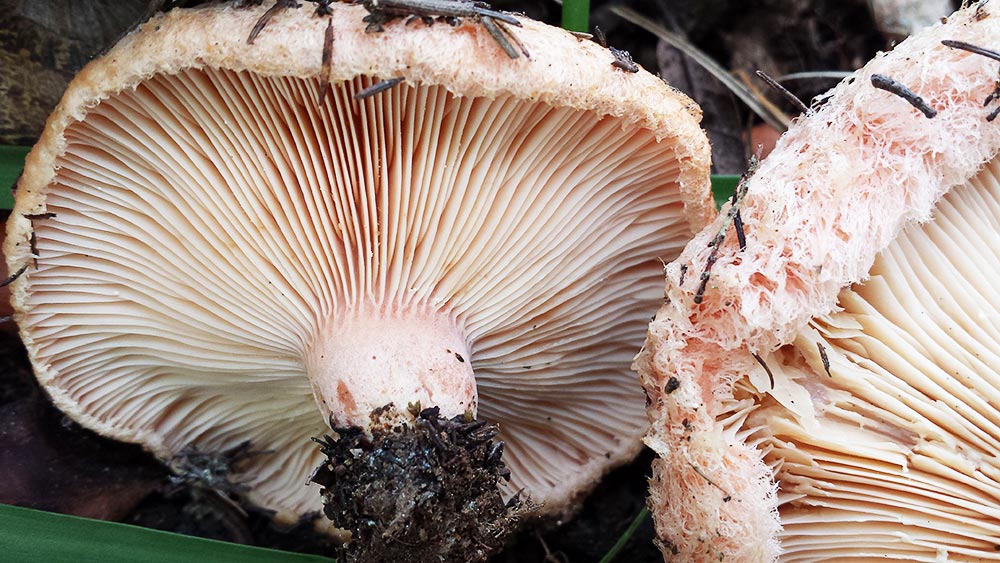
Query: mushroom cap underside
[[748, 155, 1000, 562], [6, 3, 713, 524], [638, 3, 1000, 561]]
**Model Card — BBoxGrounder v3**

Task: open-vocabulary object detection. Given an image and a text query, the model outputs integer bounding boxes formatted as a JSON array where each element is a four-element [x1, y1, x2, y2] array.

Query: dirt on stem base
[[311, 405, 523, 563]]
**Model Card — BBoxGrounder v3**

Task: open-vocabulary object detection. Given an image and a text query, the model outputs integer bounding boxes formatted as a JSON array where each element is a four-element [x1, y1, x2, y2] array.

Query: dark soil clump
[[311, 405, 522, 563]]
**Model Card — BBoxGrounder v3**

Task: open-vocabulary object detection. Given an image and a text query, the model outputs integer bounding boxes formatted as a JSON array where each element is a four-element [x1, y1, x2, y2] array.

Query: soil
[[0, 321, 658, 561], [312, 406, 519, 563], [0, 0, 950, 561]]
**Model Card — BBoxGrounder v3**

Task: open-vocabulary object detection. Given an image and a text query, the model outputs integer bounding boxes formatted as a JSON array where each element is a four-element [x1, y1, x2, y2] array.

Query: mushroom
[[636, 4, 1000, 561], [5, 0, 713, 538]]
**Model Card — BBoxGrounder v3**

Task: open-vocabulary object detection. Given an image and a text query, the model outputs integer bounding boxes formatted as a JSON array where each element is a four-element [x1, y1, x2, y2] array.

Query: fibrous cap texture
[[6, 3, 713, 525], [636, 3, 1000, 561]]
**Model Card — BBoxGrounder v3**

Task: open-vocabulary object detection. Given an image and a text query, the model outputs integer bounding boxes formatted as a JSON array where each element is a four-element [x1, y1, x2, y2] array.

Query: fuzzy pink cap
[[637, 3, 1000, 561]]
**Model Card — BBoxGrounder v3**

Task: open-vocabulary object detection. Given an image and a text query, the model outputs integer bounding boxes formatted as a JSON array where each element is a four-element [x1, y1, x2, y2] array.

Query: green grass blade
[[712, 174, 740, 209], [597, 506, 649, 563], [561, 0, 590, 32], [0, 504, 335, 563], [0, 145, 30, 211]]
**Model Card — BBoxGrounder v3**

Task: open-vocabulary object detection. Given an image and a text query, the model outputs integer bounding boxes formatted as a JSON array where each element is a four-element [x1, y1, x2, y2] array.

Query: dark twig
[[364, 0, 519, 25], [976, 1, 991, 22], [592, 26, 637, 72], [1, 264, 29, 288], [941, 40, 1000, 113], [354, 77, 406, 100], [664, 376, 680, 394], [817, 342, 832, 377], [732, 209, 746, 251], [751, 352, 775, 390], [986, 88, 1000, 107], [941, 39, 1000, 63], [247, 0, 301, 45], [360, 0, 524, 58], [693, 156, 758, 304], [870, 74, 937, 118], [593, 26, 607, 47], [480, 16, 519, 59], [610, 46, 639, 73], [29, 231, 38, 270], [755, 70, 810, 115], [692, 255, 717, 304], [24, 213, 57, 269], [318, 17, 335, 105], [495, 19, 530, 59], [313, 0, 335, 16]]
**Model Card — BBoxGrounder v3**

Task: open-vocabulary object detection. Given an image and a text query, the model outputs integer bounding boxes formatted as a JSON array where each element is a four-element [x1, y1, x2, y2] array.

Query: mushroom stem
[[306, 304, 477, 427]]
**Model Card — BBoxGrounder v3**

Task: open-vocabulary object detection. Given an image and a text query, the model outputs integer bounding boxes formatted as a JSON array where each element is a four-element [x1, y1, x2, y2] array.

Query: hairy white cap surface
[[5, 3, 712, 524], [636, 3, 1000, 561]]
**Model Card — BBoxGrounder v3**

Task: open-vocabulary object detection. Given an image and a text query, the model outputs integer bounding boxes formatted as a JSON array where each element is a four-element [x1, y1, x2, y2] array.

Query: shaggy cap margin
[[637, 4, 1000, 561], [6, 2, 713, 525]]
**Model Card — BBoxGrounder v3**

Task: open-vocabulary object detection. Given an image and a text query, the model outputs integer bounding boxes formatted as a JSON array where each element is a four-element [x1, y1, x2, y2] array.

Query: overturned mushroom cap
[[637, 4, 1000, 562], [5, 3, 713, 524]]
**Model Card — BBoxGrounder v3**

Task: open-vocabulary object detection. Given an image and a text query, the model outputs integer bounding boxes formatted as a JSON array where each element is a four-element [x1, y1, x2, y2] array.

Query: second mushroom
[[4, 0, 713, 548]]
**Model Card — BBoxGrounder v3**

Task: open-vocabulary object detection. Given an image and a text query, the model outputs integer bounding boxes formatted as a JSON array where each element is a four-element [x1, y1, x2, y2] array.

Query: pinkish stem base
[[306, 305, 477, 428]]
